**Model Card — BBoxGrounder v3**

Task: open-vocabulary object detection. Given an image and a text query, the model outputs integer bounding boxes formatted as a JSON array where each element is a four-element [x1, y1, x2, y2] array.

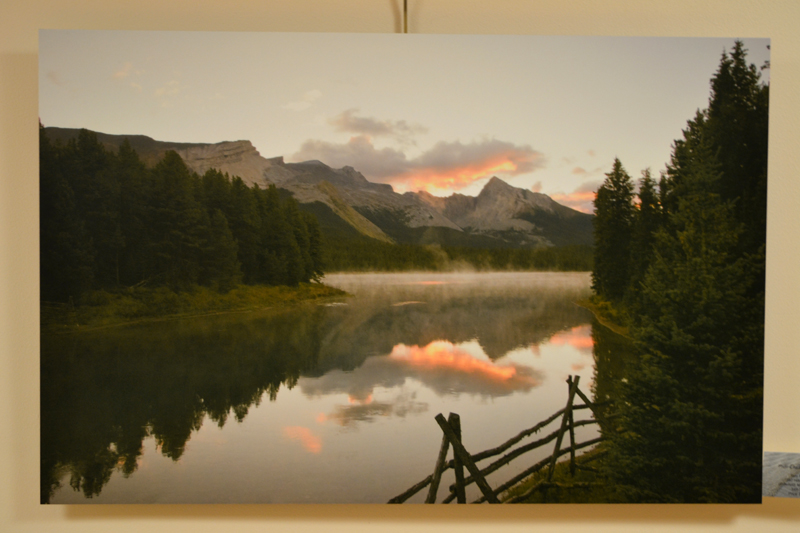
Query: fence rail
[[388, 375, 607, 504]]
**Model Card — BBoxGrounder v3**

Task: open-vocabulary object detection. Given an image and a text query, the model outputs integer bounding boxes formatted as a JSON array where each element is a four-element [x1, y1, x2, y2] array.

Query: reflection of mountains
[[40, 274, 591, 502], [309, 280, 593, 374], [302, 340, 544, 426]]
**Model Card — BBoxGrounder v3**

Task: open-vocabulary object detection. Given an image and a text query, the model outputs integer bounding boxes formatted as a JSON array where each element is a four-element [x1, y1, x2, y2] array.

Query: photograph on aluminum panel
[[39, 30, 768, 504]]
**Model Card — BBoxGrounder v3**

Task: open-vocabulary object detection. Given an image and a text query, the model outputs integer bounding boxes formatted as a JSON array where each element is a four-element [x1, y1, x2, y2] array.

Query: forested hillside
[[40, 126, 323, 303], [591, 41, 768, 502]]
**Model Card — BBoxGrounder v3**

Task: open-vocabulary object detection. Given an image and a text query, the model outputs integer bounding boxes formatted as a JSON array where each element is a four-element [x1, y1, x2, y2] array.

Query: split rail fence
[[388, 375, 609, 504]]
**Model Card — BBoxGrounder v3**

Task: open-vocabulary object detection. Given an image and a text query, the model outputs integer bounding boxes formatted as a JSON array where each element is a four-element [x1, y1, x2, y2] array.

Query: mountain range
[[44, 127, 593, 249]]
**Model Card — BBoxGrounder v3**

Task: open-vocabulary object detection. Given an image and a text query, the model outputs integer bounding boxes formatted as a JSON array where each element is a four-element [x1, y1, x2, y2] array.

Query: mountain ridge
[[44, 127, 593, 249]]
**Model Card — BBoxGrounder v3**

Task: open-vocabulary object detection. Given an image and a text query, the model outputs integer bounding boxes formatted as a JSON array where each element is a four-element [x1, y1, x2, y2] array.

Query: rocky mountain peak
[[478, 176, 521, 201]]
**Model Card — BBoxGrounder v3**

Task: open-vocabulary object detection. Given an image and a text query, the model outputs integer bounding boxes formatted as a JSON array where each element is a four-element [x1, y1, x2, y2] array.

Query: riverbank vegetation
[[589, 41, 767, 503], [40, 126, 324, 305], [41, 282, 345, 331]]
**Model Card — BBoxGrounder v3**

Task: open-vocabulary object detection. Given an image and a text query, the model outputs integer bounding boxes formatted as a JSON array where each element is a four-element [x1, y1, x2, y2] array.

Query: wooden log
[[574, 386, 604, 422], [446, 418, 597, 495], [425, 414, 453, 503], [472, 436, 602, 503], [450, 413, 467, 503], [435, 413, 500, 504], [567, 378, 576, 477], [547, 375, 579, 481], [387, 474, 433, 503], [390, 393, 608, 503]]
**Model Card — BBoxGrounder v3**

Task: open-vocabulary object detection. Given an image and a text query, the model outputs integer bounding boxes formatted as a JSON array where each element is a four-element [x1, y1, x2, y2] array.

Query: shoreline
[[41, 283, 348, 333], [574, 299, 631, 338]]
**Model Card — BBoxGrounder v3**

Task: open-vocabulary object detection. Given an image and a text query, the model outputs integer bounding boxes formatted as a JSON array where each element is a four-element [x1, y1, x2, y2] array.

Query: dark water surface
[[42, 272, 609, 503]]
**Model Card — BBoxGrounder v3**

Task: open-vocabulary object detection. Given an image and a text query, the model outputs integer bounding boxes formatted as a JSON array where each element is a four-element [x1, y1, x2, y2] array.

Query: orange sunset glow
[[548, 325, 594, 352], [393, 158, 520, 193], [283, 426, 322, 454], [389, 341, 528, 384], [550, 191, 596, 214]]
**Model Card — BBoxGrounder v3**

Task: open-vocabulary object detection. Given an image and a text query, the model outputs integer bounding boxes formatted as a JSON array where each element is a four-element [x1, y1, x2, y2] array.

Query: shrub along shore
[[41, 282, 346, 331]]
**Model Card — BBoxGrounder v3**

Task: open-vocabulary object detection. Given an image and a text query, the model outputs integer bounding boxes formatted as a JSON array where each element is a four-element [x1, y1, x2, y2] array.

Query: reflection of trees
[[41, 305, 326, 503], [311, 278, 593, 373], [590, 318, 635, 431], [41, 274, 593, 502]]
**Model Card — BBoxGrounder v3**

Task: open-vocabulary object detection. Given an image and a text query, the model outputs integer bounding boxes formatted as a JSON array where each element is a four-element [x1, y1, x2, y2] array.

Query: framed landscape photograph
[[38, 30, 769, 504]]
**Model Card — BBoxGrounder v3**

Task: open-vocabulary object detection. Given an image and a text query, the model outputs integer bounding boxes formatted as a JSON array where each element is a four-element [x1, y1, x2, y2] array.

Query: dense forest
[[40, 126, 323, 303], [40, 124, 593, 308], [592, 41, 768, 502]]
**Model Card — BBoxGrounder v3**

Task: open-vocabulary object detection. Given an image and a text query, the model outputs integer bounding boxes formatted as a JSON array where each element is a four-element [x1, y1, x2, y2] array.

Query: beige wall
[[2, 1, 799, 531]]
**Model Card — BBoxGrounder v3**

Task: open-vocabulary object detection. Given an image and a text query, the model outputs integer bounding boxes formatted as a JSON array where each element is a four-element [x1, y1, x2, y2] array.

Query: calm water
[[42, 272, 607, 504]]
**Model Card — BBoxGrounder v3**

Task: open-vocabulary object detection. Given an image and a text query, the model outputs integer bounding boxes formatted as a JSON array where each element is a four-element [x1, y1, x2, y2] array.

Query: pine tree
[[626, 169, 661, 307], [39, 125, 95, 301], [606, 142, 762, 502], [592, 158, 635, 301], [200, 209, 242, 291], [601, 42, 767, 502], [147, 151, 207, 288]]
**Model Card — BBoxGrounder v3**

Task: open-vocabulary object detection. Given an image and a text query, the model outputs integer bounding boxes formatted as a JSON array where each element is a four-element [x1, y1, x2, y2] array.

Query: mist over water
[[43, 272, 600, 503]]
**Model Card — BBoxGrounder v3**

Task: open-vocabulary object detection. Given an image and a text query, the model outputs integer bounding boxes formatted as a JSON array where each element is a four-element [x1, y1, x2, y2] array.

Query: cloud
[[113, 62, 144, 80], [551, 180, 602, 213], [531, 181, 542, 193], [154, 80, 181, 98], [328, 109, 427, 143], [572, 167, 588, 175], [283, 426, 322, 454], [587, 149, 596, 157], [547, 325, 594, 354], [317, 391, 428, 428], [282, 89, 322, 111], [300, 340, 543, 403], [292, 135, 545, 193]]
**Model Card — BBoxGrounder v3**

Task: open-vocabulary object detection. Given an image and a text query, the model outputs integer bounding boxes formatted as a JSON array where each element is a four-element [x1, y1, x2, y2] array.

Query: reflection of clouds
[[319, 391, 428, 428], [300, 340, 543, 407], [548, 325, 593, 354], [283, 426, 322, 454]]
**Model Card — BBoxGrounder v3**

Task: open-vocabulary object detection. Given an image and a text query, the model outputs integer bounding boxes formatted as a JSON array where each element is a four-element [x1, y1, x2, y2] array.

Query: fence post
[[434, 413, 500, 503], [425, 414, 454, 503], [567, 377, 577, 477], [450, 413, 467, 503], [547, 375, 580, 482]]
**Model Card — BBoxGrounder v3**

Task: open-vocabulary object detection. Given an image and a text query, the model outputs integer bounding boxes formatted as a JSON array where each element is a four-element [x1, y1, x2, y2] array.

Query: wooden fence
[[387, 375, 608, 504]]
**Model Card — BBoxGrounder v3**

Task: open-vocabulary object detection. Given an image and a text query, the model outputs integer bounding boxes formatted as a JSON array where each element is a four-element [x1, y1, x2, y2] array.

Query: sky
[[39, 31, 770, 213]]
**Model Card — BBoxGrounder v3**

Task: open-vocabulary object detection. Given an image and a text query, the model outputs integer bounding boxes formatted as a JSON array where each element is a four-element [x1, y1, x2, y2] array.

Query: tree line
[[321, 238, 593, 273], [40, 126, 323, 303], [592, 41, 768, 502]]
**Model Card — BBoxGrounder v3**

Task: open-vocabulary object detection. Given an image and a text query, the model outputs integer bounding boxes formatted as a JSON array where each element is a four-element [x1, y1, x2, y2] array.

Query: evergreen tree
[[114, 140, 151, 286], [592, 158, 635, 301], [226, 177, 261, 282], [39, 125, 95, 301], [200, 209, 242, 291], [626, 169, 661, 307], [147, 151, 207, 288], [706, 41, 769, 253], [606, 142, 762, 502], [602, 43, 767, 501], [302, 211, 324, 280]]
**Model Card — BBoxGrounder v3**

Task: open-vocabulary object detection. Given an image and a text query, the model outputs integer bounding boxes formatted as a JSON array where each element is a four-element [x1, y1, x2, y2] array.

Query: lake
[[42, 271, 605, 503]]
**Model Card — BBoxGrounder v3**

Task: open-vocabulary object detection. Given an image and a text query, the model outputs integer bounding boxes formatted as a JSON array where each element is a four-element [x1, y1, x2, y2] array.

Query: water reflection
[[41, 272, 598, 503]]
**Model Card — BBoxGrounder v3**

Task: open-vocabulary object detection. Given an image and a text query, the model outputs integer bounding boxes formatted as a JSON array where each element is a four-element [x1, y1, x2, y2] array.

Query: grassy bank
[[575, 297, 630, 338], [42, 283, 347, 331], [503, 446, 615, 503]]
